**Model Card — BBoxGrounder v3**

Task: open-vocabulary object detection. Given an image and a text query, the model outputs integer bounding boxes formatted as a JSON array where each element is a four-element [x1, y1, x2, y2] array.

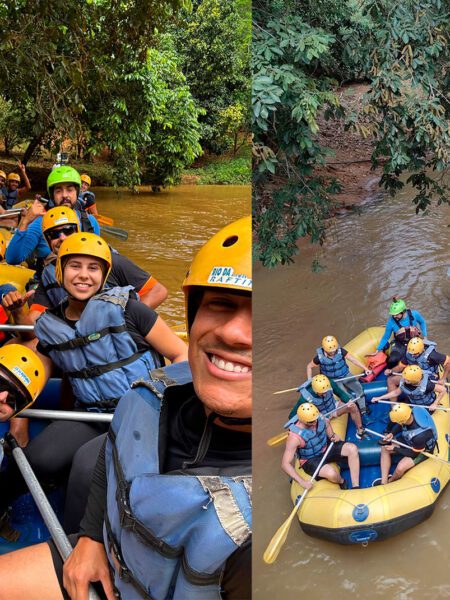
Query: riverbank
[[0, 145, 251, 191], [316, 82, 384, 212]]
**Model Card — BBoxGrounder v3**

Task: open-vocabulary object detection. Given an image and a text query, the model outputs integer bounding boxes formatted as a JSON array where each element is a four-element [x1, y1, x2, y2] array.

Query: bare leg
[[318, 464, 341, 484], [8, 417, 29, 448], [387, 374, 401, 393], [0, 543, 63, 600], [380, 446, 393, 484], [390, 456, 414, 482], [341, 442, 360, 487], [336, 402, 362, 432]]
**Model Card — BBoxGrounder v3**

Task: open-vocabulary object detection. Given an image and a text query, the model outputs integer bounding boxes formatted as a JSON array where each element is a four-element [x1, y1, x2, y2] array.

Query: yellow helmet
[[42, 206, 80, 240], [0, 344, 46, 415], [311, 374, 331, 395], [407, 337, 424, 355], [402, 365, 423, 385], [322, 335, 339, 353], [7, 173, 20, 183], [389, 402, 412, 425], [55, 232, 112, 286], [297, 402, 320, 424], [0, 231, 5, 260], [0, 170, 6, 180], [80, 174, 91, 186], [182, 216, 251, 331]]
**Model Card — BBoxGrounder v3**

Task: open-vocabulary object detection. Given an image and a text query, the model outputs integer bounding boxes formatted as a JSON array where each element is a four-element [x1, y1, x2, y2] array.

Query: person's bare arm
[[144, 316, 188, 363], [306, 359, 318, 380], [347, 352, 372, 375], [139, 279, 168, 309], [2, 290, 37, 340], [63, 537, 115, 600], [281, 434, 313, 490]]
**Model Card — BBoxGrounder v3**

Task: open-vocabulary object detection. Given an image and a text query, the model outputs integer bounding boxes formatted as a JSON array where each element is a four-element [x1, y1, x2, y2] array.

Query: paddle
[[96, 214, 114, 226], [273, 373, 364, 395], [263, 442, 335, 564], [267, 395, 364, 447], [4, 434, 101, 600], [375, 399, 450, 412], [99, 224, 128, 240], [363, 428, 450, 466]]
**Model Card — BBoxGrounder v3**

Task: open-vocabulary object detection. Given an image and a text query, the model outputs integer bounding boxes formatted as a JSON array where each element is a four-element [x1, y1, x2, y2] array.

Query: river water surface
[[254, 186, 450, 599], [93, 184, 250, 328]]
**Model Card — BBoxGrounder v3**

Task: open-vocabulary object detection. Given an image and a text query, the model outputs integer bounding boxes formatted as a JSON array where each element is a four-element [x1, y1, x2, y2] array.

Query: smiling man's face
[[188, 290, 252, 419]]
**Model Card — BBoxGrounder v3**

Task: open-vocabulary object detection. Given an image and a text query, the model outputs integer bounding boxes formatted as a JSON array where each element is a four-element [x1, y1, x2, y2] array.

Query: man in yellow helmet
[[282, 402, 360, 490], [307, 335, 372, 415], [373, 403, 437, 486], [290, 374, 365, 438], [384, 337, 450, 392], [0, 217, 252, 600], [373, 365, 446, 411]]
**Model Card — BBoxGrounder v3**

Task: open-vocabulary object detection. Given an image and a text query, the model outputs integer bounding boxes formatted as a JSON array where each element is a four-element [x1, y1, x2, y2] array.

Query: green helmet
[[389, 298, 407, 315], [47, 166, 82, 198]]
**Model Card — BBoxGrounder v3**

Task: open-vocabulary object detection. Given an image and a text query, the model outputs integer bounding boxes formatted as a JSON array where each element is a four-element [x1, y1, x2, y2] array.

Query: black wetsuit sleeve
[[78, 439, 107, 542], [313, 355, 320, 365], [385, 422, 401, 435], [430, 350, 446, 365], [108, 252, 151, 292], [222, 539, 251, 599], [342, 348, 348, 358], [124, 298, 158, 350]]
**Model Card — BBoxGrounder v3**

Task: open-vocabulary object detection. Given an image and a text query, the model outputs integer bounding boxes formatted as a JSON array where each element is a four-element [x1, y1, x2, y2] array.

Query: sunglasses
[[46, 225, 78, 241]]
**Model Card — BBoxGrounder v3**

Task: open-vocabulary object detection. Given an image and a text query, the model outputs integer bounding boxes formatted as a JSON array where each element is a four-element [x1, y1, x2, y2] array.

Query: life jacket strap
[[68, 349, 145, 378], [44, 324, 128, 352]]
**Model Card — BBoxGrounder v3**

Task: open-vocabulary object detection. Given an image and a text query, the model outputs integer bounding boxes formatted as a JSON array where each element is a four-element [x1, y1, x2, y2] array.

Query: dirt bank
[[316, 82, 383, 212]]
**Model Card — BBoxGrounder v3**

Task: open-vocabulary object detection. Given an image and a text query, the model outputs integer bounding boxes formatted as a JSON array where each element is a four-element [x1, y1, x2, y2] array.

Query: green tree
[[0, 0, 202, 186], [173, 0, 251, 153]]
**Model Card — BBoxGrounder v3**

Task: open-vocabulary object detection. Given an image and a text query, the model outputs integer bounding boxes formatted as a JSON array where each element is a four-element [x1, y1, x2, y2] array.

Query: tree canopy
[[253, 0, 449, 267], [0, 0, 249, 187]]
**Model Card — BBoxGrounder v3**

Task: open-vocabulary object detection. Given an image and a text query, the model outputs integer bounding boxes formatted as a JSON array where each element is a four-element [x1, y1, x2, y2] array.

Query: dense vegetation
[[253, 0, 449, 266], [0, 0, 250, 188]]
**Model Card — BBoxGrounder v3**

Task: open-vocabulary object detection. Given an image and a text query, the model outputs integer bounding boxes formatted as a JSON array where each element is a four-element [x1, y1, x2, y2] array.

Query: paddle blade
[[96, 214, 114, 226], [267, 432, 288, 447], [263, 511, 296, 564], [100, 225, 128, 240]]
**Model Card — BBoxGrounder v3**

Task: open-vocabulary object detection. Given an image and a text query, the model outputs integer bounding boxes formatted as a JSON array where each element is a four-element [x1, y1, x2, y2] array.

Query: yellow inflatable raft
[[0, 263, 35, 295], [291, 327, 450, 544]]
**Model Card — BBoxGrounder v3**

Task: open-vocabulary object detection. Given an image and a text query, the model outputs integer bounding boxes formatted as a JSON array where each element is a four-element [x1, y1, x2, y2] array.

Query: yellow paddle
[[263, 442, 335, 564], [364, 428, 450, 466]]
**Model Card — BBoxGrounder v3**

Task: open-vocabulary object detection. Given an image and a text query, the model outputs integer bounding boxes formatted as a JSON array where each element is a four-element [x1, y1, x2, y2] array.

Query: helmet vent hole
[[35, 370, 39, 376], [223, 235, 238, 247], [21, 356, 27, 362]]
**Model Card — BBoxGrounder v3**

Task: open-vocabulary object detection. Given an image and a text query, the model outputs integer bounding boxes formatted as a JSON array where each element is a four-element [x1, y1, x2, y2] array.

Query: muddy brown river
[[93, 184, 250, 328], [253, 186, 450, 599]]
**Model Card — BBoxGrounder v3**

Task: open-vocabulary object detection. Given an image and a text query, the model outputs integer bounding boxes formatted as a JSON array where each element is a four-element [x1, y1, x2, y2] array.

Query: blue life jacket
[[405, 341, 439, 375], [78, 190, 96, 209], [316, 347, 349, 379], [286, 416, 328, 460], [400, 371, 435, 407], [40, 263, 67, 307], [1, 187, 19, 209], [104, 362, 252, 600], [34, 286, 162, 410], [301, 385, 336, 415], [399, 406, 437, 452]]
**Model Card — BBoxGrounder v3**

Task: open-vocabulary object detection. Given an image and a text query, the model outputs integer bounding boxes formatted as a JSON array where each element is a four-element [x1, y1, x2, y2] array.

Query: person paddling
[[306, 335, 372, 415], [384, 337, 450, 393], [290, 374, 365, 438], [373, 365, 446, 411], [282, 402, 360, 490], [372, 403, 437, 486]]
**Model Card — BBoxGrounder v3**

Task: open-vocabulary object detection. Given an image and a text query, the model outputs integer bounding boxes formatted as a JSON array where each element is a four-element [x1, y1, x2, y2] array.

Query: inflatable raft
[[291, 327, 450, 544]]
